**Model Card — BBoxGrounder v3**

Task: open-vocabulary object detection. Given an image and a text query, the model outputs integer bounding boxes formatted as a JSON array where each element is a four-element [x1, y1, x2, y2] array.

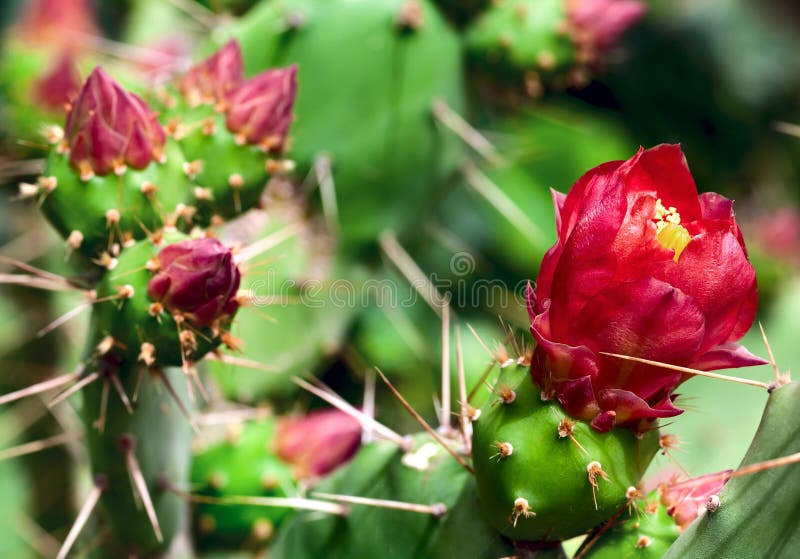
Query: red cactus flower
[[65, 67, 167, 178], [147, 238, 241, 328], [660, 471, 731, 532], [568, 0, 646, 64], [34, 54, 81, 112], [224, 65, 298, 152], [177, 39, 243, 106], [274, 408, 362, 478], [528, 144, 765, 432]]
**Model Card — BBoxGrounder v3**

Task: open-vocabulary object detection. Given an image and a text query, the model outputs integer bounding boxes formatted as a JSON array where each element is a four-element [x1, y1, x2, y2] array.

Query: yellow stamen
[[653, 198, 691, 262]]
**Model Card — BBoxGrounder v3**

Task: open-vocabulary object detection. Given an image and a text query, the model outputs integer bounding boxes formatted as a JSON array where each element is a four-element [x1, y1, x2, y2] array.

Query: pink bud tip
[[178, 40, 244, 106], [147, 238, 241, 328], [660, 471, 732, 531], [568, 0, 647, 63], [17, 0, 97, 50], [275, 408, 362, 478], [34, 54, 81, 112], [224, 65, 298, 152], [65, 67, 167, 177]]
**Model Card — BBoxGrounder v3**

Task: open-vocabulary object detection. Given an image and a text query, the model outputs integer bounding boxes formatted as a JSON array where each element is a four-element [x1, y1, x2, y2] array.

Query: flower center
[[653, 199, 691, 262]]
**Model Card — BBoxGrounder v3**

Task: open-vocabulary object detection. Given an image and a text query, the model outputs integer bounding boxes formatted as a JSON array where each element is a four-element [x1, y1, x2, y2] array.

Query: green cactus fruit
[[472, 362, 658, 543], [38, 67, 192, 260], [192, 417, 296, 550], [662, 381, 800, 559], [81, 365, 192, 556], [160, 41, 298, 227], [221, 0, 464, 245], [271, 433, 515, 558], [92, 231, 240, 369], [578, 490, 679, 559], [208, 208, 359, 402]]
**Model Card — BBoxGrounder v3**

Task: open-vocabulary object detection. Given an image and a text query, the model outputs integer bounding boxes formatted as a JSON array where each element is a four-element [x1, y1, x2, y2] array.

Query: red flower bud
[[34, 54, 81, 112], [660, 471, 731, 532], [16, 0, 97, 50], [274, 408, 362, 478], [529, 144, 765, 432], [568, 0, 646, 64], [147, 238, 240, 327], [177, 40, 243, 106], [224, 65, 297, 152], [65, 67, 167, 177]]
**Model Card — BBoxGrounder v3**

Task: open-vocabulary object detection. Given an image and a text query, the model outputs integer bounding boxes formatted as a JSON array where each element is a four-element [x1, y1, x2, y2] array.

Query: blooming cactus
[[64, 67, 167, 178], [527, 144, 765, 432], [148, 237, 241, 327]]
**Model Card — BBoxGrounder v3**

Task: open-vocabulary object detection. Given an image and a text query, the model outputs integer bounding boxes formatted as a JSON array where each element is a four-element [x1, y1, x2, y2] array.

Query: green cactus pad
[[578, 490, 679, 559], [92, 231, 232, 368], [271, 433, 514, 558], [465, 0, 575, 91], [662, 381, 800, 559], [222, 0, 464, 245], [82, 365, 192, 556], [192, 418, 297, 550], [40, 141, 191, 259], [472, 364, 659, 543]]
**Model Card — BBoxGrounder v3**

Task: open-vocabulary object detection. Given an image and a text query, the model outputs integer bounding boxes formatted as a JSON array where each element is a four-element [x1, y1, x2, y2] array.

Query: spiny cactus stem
[[379, 231, 448, 315], [120, 434, 164, 543], [599, 352, 772, 389], [290, 375, 410, 450], [312, 492, 447, 517], [314, 154, 340, 233], [155, 369, 199, 431], [461, 161, 546, 248], [455, 327, 473, 454], [431, 100, 502, 165], [0, 369, 82, 405], [56, 476, 107, 559], [0, 431, 83, 461], [233, 222, 303, 264], [169, 485, 349, 515], [375, 368, 475, 475], [573, 505, 629, 559]]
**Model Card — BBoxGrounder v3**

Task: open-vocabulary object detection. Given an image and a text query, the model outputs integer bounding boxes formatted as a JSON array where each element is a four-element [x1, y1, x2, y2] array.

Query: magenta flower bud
[[178, 39, 243, 106], [34, 53, 81, 112], [224, 65, 298, 152], [147, 238, 241, 327], [65, 67, 167, 177], [17, 0, 97, 50], [275, 408, 362, 478], [568, 0, 646, 63]]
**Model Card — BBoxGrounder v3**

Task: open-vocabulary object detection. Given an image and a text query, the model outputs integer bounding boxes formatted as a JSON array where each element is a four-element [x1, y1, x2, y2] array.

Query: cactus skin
[[271, 433, 514, 558], [82, 364, 192, 556], [224, 0, 465, 244], [192, 418, 296, 550], [662, 381, 800, 559], [472, 363, 658, 543], [578, 490, 679, 559], [41, 141, 190, 259]]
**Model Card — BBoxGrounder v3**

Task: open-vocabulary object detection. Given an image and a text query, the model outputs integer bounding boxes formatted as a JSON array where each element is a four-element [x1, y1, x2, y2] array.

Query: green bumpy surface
[[82, 365, 192, 557], [93, 231, 224, 367], [465, 0, 574, 83], [41, 141, 191, 259], [579, 490, 679, 559], [663, 381, 800, 559], [167, 104, 272, 226], [271, 433, 514, 558], [472, 364, 658, 543], [224, 0, 465, 245], [192, 418, 296, 550]]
